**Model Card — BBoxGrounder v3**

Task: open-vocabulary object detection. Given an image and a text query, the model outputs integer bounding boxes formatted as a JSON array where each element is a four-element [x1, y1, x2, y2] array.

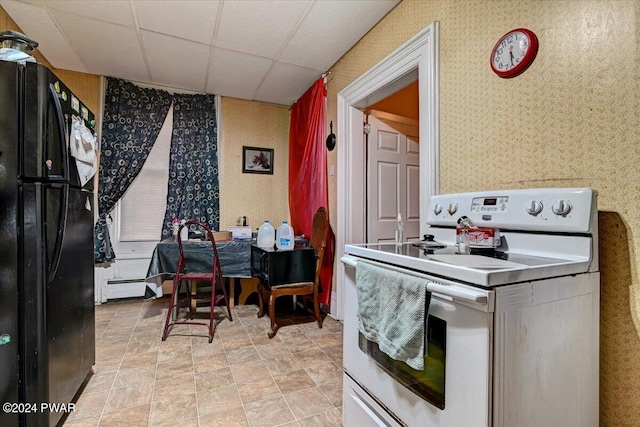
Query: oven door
[[342, 256, 494, 427]]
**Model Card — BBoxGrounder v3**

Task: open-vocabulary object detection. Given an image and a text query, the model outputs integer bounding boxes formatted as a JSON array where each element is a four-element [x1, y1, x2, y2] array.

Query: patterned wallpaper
[[219, 97, 290, 234], [325, 0, 640, 425]]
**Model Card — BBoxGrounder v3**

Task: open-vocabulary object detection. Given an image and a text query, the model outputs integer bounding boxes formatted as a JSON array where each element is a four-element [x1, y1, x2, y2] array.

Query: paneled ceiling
[[1, 0, 399, 106]]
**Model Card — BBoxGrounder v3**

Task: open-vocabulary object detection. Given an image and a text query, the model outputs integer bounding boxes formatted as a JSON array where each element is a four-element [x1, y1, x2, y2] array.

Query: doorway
[[334, 22, 440, 320], [365, 80, 420, 243]]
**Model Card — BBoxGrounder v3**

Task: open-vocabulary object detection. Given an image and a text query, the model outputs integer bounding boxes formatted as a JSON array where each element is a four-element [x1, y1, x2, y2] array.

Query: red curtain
[[289, 78, 335, 307]]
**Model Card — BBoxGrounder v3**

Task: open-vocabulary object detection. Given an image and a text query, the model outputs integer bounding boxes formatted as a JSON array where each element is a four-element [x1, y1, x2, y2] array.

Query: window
[[117, 105, 173, 243]]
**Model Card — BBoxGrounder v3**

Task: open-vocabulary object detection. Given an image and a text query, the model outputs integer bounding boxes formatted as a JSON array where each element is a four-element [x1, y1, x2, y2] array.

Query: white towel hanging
[[69, 115, 97, 186]]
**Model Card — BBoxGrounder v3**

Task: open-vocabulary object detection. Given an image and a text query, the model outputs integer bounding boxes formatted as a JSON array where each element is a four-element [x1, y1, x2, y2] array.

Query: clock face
[[490, 28, 538, 78]]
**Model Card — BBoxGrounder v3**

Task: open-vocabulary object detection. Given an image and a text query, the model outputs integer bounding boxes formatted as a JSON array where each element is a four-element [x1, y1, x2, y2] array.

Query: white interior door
[[367, 115, 420, 243]]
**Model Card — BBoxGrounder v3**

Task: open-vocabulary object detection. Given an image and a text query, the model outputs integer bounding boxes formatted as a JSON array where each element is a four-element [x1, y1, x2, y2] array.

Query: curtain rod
[[289, 72, 333, 110]]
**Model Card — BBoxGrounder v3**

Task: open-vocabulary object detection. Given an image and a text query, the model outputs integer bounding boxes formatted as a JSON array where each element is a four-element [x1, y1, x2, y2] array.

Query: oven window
[[359, 315, 446, 409]]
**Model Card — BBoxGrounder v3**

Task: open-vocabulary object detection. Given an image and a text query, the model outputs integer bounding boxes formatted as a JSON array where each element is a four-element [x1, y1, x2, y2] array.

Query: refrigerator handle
[[49, 83, 69, 181], [49, 184, 69, 282]]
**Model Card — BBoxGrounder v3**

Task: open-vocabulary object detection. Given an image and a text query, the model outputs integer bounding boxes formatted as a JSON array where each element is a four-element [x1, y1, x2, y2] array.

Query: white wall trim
[[94, 75, 108, 304], [334, 22, 440, 320]]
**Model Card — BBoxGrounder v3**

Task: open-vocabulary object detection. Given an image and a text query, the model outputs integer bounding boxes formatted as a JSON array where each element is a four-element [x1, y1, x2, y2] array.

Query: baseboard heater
[[106, 278, 149, 300]]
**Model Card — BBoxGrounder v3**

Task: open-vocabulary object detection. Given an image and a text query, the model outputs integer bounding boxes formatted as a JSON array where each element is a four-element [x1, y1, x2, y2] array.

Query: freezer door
[[21, 183, 95, 426], [46, 186, 95, 426], [23, 62, 69, 183], [0, 59, 20, 426], [20, 183, 48, 426]]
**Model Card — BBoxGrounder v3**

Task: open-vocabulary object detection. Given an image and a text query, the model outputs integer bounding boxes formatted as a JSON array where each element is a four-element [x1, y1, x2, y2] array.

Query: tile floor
[[62, 298, 344, 427]]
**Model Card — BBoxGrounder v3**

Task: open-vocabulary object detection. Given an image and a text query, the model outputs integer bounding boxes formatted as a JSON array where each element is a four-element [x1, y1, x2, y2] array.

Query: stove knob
[[552, 200, 572, 216], [447, 203, 458, 215], [433, 204, 442, 215], [526, 200, 543, 216]]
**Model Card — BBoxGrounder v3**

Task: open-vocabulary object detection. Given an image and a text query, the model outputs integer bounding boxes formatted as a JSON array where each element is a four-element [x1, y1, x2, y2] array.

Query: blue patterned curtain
[[94, 78, 173, 263], [161, 94, 219, 239]]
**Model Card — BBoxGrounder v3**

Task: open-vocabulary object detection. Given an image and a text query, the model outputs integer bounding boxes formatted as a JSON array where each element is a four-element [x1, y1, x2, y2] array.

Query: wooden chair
[[162, 221, 233, 343], [258, 207, 330, 338]]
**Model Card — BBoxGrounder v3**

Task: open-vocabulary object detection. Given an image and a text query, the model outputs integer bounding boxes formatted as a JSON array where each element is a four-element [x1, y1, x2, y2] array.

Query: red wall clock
[[490, 28, 538, 78]]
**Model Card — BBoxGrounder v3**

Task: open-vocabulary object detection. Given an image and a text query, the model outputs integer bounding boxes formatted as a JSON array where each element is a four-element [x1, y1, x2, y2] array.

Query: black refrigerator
[[0, 60, 96, 426]]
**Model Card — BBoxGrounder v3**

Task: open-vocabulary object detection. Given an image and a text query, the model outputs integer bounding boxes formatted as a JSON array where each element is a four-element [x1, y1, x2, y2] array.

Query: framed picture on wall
[[242, 146, 274, 175]]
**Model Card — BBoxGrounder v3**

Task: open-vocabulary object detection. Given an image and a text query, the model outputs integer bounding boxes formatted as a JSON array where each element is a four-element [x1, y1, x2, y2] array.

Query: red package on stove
[[456, 226, 501, 248]]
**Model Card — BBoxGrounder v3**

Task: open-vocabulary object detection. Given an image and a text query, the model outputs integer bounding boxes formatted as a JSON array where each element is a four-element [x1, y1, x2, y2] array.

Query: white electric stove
[[341, 188, 600, 427]]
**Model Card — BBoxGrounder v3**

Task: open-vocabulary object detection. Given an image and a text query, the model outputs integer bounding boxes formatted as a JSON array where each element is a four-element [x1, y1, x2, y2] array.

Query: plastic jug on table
[[257, 220, 275, 249], [179, 219, 189, 242], [276, 221, 294, 250]]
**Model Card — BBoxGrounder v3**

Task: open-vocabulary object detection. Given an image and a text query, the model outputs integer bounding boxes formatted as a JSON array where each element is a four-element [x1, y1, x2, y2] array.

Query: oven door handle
[[341, 255, 357, 268], [426, 282, 488, 305], [341, 255, 489, 306]]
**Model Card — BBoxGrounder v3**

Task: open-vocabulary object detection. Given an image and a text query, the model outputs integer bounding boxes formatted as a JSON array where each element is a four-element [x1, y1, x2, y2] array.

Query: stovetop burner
[[410, 233, 448, 251], [412, 242, 447, 250]]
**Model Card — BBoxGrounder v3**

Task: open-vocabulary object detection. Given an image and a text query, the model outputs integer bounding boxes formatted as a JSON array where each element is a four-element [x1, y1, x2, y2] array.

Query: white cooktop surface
[[426, 254, 529, 269], [344, 242, 592, 287]]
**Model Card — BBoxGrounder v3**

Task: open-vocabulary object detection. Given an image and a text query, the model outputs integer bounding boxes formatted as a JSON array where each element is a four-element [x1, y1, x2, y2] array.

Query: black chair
[[162, 221, 232, 343]]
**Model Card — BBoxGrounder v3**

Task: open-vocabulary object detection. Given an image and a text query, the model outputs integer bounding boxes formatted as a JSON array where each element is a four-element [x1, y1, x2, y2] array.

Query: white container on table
[[276, 221, 294, 250], [180, 220, 189, 242], [257, 220, 275, 249]]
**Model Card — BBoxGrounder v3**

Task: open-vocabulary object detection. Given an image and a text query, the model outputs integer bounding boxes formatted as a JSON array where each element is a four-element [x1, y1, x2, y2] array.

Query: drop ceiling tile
[[134, 0, 218, 44], [49, 9, 150, 82], [280, 0, 398, 71], [0, 0, 87, 71], [45, 0, 135, 27], [215, 0, 310, 58], [141, 30, 210, 92], [254, 61, 321, 106], [2, 0, 399, 103], [205, 47, 272, 100]]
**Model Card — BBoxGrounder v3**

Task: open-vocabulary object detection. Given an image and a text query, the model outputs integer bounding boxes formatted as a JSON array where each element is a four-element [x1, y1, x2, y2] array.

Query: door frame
[[334, 22, 440, 319]]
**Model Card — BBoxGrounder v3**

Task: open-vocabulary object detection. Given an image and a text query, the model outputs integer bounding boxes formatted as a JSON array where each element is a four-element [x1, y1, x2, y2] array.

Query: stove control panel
[[471, 196, 509, 213], [427, 188, 596, 233]]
